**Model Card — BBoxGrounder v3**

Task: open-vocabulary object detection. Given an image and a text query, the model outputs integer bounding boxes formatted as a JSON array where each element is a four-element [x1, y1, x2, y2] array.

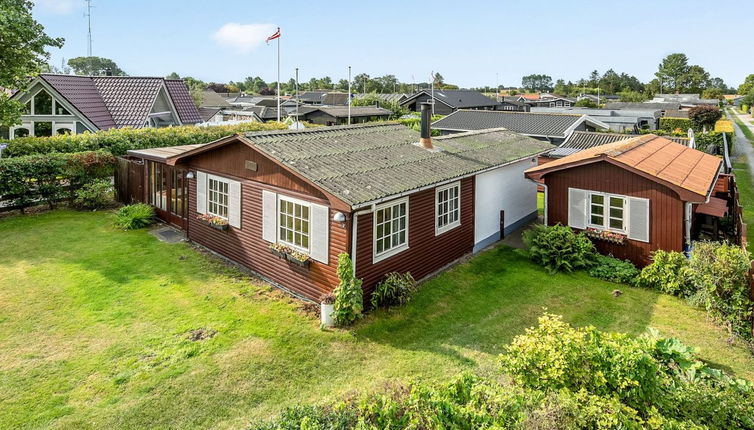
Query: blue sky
[[33, 0, 754, 89]]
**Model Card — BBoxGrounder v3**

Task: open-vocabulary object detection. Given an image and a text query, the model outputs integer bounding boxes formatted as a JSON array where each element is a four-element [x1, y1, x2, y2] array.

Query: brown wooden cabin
[[525, 134, 727, 267], [122, 120, 553, 301]]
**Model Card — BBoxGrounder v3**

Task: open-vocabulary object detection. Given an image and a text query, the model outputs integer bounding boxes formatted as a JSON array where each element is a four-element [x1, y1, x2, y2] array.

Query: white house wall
[[473, 157, 539, 252]]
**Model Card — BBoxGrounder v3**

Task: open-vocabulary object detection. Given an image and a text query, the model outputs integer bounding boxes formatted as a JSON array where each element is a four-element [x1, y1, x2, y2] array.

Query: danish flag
[[266, 28, 281, 44]]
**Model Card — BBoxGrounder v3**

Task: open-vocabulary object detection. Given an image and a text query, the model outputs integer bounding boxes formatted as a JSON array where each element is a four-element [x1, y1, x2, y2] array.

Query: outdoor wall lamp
[[185, 171, 195, 179], [333, 211, 347, 227]]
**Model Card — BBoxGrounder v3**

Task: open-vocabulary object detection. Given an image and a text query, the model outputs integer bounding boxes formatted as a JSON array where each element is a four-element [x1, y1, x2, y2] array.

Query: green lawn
[[1, 210, 752, 429], [734, 160, 754, 253]]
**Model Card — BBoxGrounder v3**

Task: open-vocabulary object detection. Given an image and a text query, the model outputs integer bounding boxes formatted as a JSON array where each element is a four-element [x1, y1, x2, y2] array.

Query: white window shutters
[[310, 203, 329, 264], [568, 188, 587, 229], [262, 190, 277, 243], [228, 180, 241, 229], [628, 197, 650, 242], [196, 171, 207, 214]]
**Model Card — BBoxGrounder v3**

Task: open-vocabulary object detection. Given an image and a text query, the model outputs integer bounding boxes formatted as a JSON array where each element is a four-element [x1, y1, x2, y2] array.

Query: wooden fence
[[114, 157, 145, 204]]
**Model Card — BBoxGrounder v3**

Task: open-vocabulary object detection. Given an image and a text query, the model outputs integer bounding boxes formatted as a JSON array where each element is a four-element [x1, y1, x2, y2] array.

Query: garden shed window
[[588, 192, 626, 233], [207, 176, 230, 219], [278, 196, 310, 251], [374, 198, 408, 261], [436, 182, 460, 234]]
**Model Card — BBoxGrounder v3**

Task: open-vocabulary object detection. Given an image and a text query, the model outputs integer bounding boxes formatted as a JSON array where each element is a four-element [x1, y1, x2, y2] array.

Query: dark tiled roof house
[[3, 74, 201, 139], [400, 90, 500, 115], [124, 119, 553, 300], [432, 110, 609, 145]]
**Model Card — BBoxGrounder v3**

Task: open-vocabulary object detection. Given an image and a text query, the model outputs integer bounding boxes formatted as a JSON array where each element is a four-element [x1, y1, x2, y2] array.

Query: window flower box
[[268, 243, 311, 268], [584, 228, 626, 245], [196, 214, 228, 231]]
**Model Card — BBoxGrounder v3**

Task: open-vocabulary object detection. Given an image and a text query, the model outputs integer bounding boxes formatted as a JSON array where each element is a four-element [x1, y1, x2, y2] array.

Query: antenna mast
[[85, 0, 93, 56]]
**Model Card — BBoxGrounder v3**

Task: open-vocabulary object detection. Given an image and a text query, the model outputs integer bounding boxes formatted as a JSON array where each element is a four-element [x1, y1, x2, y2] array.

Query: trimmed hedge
[[659, 117, 698, 133], [0, 151, 115, 210], [0, 122, 287, 158]]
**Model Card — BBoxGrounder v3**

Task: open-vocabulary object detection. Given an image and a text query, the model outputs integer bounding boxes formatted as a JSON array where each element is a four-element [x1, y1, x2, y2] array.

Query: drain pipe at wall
[[684, 202, 692, 253], [350, 205, 375, 275]]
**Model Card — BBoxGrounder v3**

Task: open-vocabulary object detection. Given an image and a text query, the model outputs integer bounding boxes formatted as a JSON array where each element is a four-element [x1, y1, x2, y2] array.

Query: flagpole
[[276, 28, 281, 122], [347, 66, 352, 125]]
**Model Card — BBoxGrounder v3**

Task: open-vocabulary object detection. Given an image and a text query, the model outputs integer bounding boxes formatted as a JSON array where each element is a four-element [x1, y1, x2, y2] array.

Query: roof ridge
[[455, 109, 581, 117]]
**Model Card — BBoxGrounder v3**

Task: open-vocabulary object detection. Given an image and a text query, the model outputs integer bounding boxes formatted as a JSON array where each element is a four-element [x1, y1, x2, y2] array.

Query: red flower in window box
[[196, 214, 229, 231], [584, 227, 626, 244]]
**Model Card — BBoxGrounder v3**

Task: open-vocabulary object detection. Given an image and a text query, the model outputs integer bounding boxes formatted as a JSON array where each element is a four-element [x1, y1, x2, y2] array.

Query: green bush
[[258, 315, 754, 429], [689, 242, 753, 339], [114, 203, 155, 230], [696, 131, 733, 154], [73, 179, 113, 210], [0, 122, 287, 158], [522, 224, 595, 274], [0, 151, 115, 210], [588, 254, 640, 284], [499, 314, 754, 427], [500, 314, 661, 412], [332, 253, 363, 326], [660, 117, 697, 133], [370, 272, 417, 309], [636, 250, 693, 296]]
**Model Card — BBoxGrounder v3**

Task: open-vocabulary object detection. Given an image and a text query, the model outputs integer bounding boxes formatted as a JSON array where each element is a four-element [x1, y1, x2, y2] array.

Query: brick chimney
[[420, 102, 433, 149]]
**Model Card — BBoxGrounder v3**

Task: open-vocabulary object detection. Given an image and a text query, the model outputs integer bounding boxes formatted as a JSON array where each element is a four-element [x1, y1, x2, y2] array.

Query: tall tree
[[0, 0, 64, 128], [68, 56, 126, 76], [738, 74, 754, 95], [655, 53, 689, 93], [521, 74, 553, 92], [682, 65, 710, 94], [165, 72, 180, 80]]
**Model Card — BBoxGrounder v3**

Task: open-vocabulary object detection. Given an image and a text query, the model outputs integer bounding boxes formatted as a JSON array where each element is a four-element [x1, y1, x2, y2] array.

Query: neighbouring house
[[198, 107, 224, 124], [431, 110, 609, 145], [121, 107, 553, 300], [2, 74, 201, 139], [542, 131, 689, 161], [500, 97, 529, 111], [524, 134, 728, 266], [724, 95, 743, 106], [295, 106, 392, 125], [529, 96, 576, 108], [400, 90, 500, 115], [200, 90, 231, 108], [356, 93, 408, 105], [651, 94, 719, 107], [604, 102, 682, 115], [321, 92, 350, 106], [530, 106, 661, 131], [299, 91, 328, 105]]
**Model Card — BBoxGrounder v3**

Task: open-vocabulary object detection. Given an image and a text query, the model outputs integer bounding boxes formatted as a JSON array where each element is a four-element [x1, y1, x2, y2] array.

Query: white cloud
[[212, 23, 278, 54], [34, 0, 79, 15]]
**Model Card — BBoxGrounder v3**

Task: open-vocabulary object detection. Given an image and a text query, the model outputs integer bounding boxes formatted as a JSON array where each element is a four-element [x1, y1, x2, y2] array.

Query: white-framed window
[[207, 175, 230, 218], [373, 197, 408, 262], [278, 196, 311, 252], [436, 182, 461, 235], [588, 192, 626, 233]]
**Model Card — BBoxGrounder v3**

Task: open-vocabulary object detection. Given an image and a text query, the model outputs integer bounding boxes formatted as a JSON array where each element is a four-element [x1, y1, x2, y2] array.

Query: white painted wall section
[[474, 157, 539, 250]]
